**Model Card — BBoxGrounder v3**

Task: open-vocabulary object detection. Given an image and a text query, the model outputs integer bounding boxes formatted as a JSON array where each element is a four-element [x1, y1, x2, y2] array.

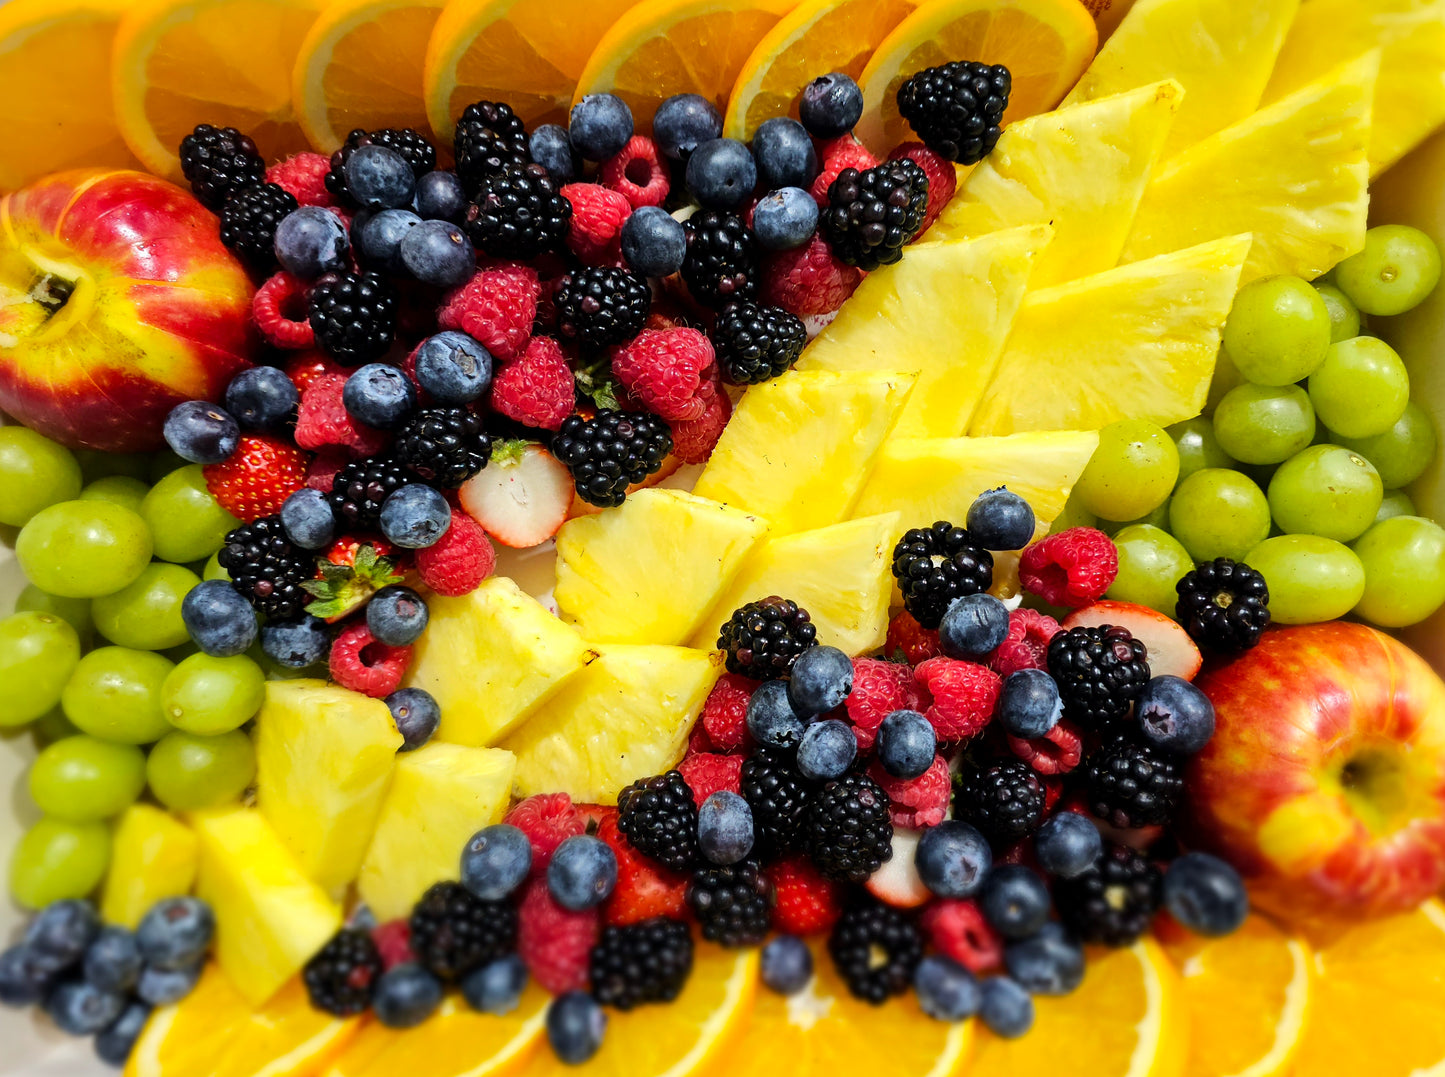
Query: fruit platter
[[4, 0, 1445, 1073]]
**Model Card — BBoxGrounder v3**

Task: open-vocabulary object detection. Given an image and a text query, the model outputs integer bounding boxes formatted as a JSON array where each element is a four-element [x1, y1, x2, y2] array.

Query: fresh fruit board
[[3, 0, 1445, 1075]]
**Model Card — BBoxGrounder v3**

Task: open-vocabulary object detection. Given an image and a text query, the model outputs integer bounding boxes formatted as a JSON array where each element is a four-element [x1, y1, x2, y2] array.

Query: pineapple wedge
[[101, 804, 198, 929], [357, 743, 516, 921], [254, 680, 402, 895], [1061, 0, 1300, 159], [969, 235, 1250, 436], [693, 370, 915, 534], [555, 489, 769, 645], [1121, 53, 1377, 284], [689, 513, 901, 657], [796, 228, 1050, 436], [193, 808, 343, 1006], [406, 576, 596, 747], [931, 84, 1180, 288], [502, 645, 723, 805]]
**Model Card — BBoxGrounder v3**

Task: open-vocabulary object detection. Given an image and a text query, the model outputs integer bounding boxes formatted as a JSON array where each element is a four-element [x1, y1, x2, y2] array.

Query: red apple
[[1188, 623, 1445, 927], [0, 169, 255, 452]]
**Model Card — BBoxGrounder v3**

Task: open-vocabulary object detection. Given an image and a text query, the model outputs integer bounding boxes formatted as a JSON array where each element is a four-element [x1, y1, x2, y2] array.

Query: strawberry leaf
[[302, 545, 402, 622], [574, 357, 622, 411]]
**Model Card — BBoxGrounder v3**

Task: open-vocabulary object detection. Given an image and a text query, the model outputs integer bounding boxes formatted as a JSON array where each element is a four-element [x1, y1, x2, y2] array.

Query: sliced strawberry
[[1062, 600, 1203, 680], [458, 440, 575, 548]]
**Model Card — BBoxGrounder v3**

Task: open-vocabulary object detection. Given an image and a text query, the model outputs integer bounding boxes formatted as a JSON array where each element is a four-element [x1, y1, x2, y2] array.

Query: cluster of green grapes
[[0, 440, 267, 910], [1061, 224, 1445, 630]]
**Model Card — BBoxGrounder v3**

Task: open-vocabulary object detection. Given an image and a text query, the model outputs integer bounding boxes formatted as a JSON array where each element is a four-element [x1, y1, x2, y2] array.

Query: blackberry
[[827, 899, 922, 1003], [308, 271, 397, 367], [219, 182, 297, 268], [302, 929, 382, 1016], [463, 164, 571, 260], [453, 101, 531, 196], [1175, 559, 1271, 653], [740, 748, 811, 855], [681, 211, 759, 309], [217, 515, 311, 621], [408, 881, 518, 981], [552, 409, 673, 508], [1047, 625, 1151, 731], [821, 158, 929, 271], [686, 859, 773, 947], [891, 521, 994, 629], [179, 124, 265, 211], [896, 61, 1011, 165], [717, 596, 816, 679], [616, 770, 699, 873], [553, 267, 651, 348], [713, 302, 807, 385], [1085, 735, 1185, 829], [952, 759, 1047, 845], [588, 918, 694, 1010], [1054, 842, 1162, 947], [393, 406, 491, 488], [326, 127, 437, 205], [329, 456, 415, 530], [805, 772, 893, 883]]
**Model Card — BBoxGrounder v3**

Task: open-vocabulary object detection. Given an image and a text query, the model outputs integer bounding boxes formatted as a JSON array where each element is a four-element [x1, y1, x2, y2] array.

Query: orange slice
[[112, 0, 326, 180], [292, 0, 447, 154], [573, 0, 801, 133], [855, 0, 1098, 155], [125, 965, 359, 1077]]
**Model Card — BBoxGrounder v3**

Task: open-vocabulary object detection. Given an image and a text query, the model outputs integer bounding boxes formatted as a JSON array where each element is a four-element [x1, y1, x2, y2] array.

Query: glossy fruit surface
[[1267, 445, 1382, 542], [0, 426, 83, 526], [0, 611, 81, 728], [1169, 468, 1271, 562], [29, 734, 147, 822], [62, 645, 174, 743], [1074, 419, 1179, 522], [1245, 535, 1365, 624], [1350, 516, 1445, 628], [1308, 336, 1411, 440], [1213, 384, 1315, 465], [8, 816, 112, 909], [16, 500, 153, 598], [1222, 275, 1331, 386]]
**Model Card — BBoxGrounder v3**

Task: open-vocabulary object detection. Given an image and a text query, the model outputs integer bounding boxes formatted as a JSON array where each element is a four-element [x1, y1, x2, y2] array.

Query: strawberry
[[769, 856, 843, 935], [303, 542, 404, 622], [202, 434, 310, 522], [457, 440, 575, 548], [1061, 600, 1203, 680], [886, 609, 943, 664], [595, 809, 687, 926]]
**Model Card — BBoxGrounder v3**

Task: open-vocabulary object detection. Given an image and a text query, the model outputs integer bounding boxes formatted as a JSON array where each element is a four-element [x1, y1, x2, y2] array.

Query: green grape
[[0, 426, 83, 527], [1245, 534, 1366, 624], [1267, 445, 1382, 542], [148, 449, 189, 484], [1212, 384, 1316, 465], [1350, 516, 1445, 627], [91, 563, 200, 651], [140, 465, 239, 564], [80, 476, 150, 514], [32, 708, 81, 747], [1333, 224, 1442, 316], [1222, 275, 1332, 386], [61, 646, 174, 745], [0, 611, 81, 729], [1169, 468, 1272, 562], [29, 735, 146, 822], [75, 450, 151, 484], [1049, 490, 1097, 535], [1073, 420, 1180, 522], [1206, 348, 1246, 413], [1313, 283, 1362, 343], [15, 500, 153, 599], [146, 729, 256, 811], [1167, 417, 1236, 485], [15, 583, 94, 640], [1309, 336, 1411, 439], [202, 551, 231, 582], [162, 653, 266, 735], [8, 818, 111, 909], [1376, 489, 1417, 523], [1331, 400, 1437, 489], [1097, 501, 1171, 536], [1108, 524, 1194, 618]]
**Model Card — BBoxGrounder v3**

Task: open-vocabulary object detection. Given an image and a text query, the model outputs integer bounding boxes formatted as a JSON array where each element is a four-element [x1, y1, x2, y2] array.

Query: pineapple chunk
[[692, 370, 915, 534], [502, 645, 723, 805], [689, 514, 901, 657], [555, 489, 769, 645], [1061, 0, 1300, 159], [796, 228, 1050, 436], [193, 808, 343, 1006], [969, 235, 1251, 437], [932, 84, 1180, 288], [406, 577, 596, 747], [357, 743, 516, 922], [1121, 53, 1377, 284], [101, 804, 198, 929], [254, 680, 402, 895]]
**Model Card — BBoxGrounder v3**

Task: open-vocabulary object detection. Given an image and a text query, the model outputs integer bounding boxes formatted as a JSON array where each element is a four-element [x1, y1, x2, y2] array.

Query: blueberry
[[344, 143, 417, 209], [182, 580, 258, 656], [786, 645, 853, 717], [979, 975, 1034, 1038], [915, 821, 992, 899], [343, 363, 417, 429], [46, 979, 126, 1036], [280, 487, 336, 550], [415, 170, 468, 222], [914, 956, 981, 1021], [751, 186, 818, 251], [163, 401, 239, 464], [1163, 852, 1248, 937], [799, 73, 864, 138], [652, 94, 723, 161], [274, 206, 350, 279], [354, 208, 421, 273], [1033, 812, 1102, 879], [461, 823, 533, 902], [796, 719, 857, 781], [569, 94, 634, 161], [373, 963, 443, 1028], [980, 866, 1052, 940], [1136, 675, 1216, 756], [367, 584, 429, 645], [379, 484, 452, 549], [399, 219, 476, 288], [752, 118, 819, 191], [746, 679, 806, 749], [260, 614, 330, 669], [996, 668, 1062, 739], [83, 927, 142, 994], [546, 835, 618, 911], [620, 205, 688, 277], [94, 1000, 151, 1067], [760, 935, 813, 995], [547, 991, 607, 1064], [1004, 922, 1085, 996], [24, 900, 100, 974], [224, 367, 298, 431], [460, 954, 529, 1015], [697, 790, 755, 865], [385, 687, 440, 751], [877, 709, 936, 779], [136, 897, 215, 971], [939, 592, 1010, 658], [529, 124, 580, 183], [967, 488, 1036, 551], [412, 331, 493, 404], [136, 961, 202, 1006], [684, 138, 758, 211], [0, 945, 51, 1008]]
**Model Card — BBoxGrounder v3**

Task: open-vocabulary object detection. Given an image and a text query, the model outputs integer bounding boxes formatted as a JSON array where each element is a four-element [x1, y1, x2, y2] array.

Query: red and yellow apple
[[0, 169, 255, 452], [1188, 623, 1445, 927]]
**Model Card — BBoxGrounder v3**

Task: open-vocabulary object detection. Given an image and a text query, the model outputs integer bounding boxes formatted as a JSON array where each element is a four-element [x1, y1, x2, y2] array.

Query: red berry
[[699, 673, 756, 752], [610, 327, 715, 422], [293, 372, 391, 458], [760, 233, 863, 319], [370, 919, 415, 970], [668, 386, 731, 465], [887, 142, 956, 233], [252, 272, 315, 349], [885, 609, 942, 664], [1007, 720, 1084, 776], [989, 607, 1062, 677], [437, 263, 538, 362], [595, 809, 688, 926], [505, 793, 584, 875], [202, 434, 310, 522], [284, 351, 349, 393], [1019, 527, 1118, 608], [769, 856, 844, 936], [869, 755, 951, 829], [809, 135, 878, 207], [328, 621, 411, 698], [561, 183, 633, 266], [913, 657, 1002, 741], [266, 152, 334, 207], [489, 335, 575, 431], [845, 657, 926, 751], [517, 875, 598, 994], [921, 899, 1003, 974], [305, 450, 349, 493], [599, 136, 670, 209], [676, 752, 745, 807], [415, 509, 495, 596]]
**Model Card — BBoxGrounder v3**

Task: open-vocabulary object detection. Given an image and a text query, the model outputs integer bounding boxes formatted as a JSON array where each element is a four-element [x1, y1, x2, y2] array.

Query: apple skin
[[0, 169, 255, 452], [1188, 623, 1445, 927]]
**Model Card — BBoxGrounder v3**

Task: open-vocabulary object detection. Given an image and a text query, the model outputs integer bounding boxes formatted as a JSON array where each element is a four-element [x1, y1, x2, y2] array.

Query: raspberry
[[676, 753, 745, 807], [1019, 527, 1119, 608], [306, 451, 349, 493], [437, 263, 538, 362], [868, 755, 950, 829], [668, 384, 731, 465], [920, 899, 1002, 974], [809, 135, 879, 206], [487, 335, 575, 431], [253, 272, 316, 349], [769, 856, 843, 936], [599, 136, 670, 208], [505, 793, 584, 875], [561, 183, 633, 265], [329, 621, 411, 698], [415, 509, 495, 596], [686, 722, 717, 756], [885, 610, 942, 664], [845, 657, 926, 751], [887, 142, 956, 233], [202, 434, 310, 522], [1007, 720, 1084, 776], [370, 920, 415, 970], [700, 673, 756, 752], [610, 327, 715, 422], [285, 351, 349, 393], [595, 810, 688, 927], [760, 233, 863, 319], [516, 875, 599, 994], [266, 152, 334, 207], [913, 657, 1002, 741], [293, 372, 391, 458], [989, 607, 1063, 677]]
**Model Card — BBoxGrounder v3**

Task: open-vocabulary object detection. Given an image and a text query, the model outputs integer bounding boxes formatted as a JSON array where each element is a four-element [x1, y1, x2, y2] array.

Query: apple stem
[[31, 272, 74, 316]]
